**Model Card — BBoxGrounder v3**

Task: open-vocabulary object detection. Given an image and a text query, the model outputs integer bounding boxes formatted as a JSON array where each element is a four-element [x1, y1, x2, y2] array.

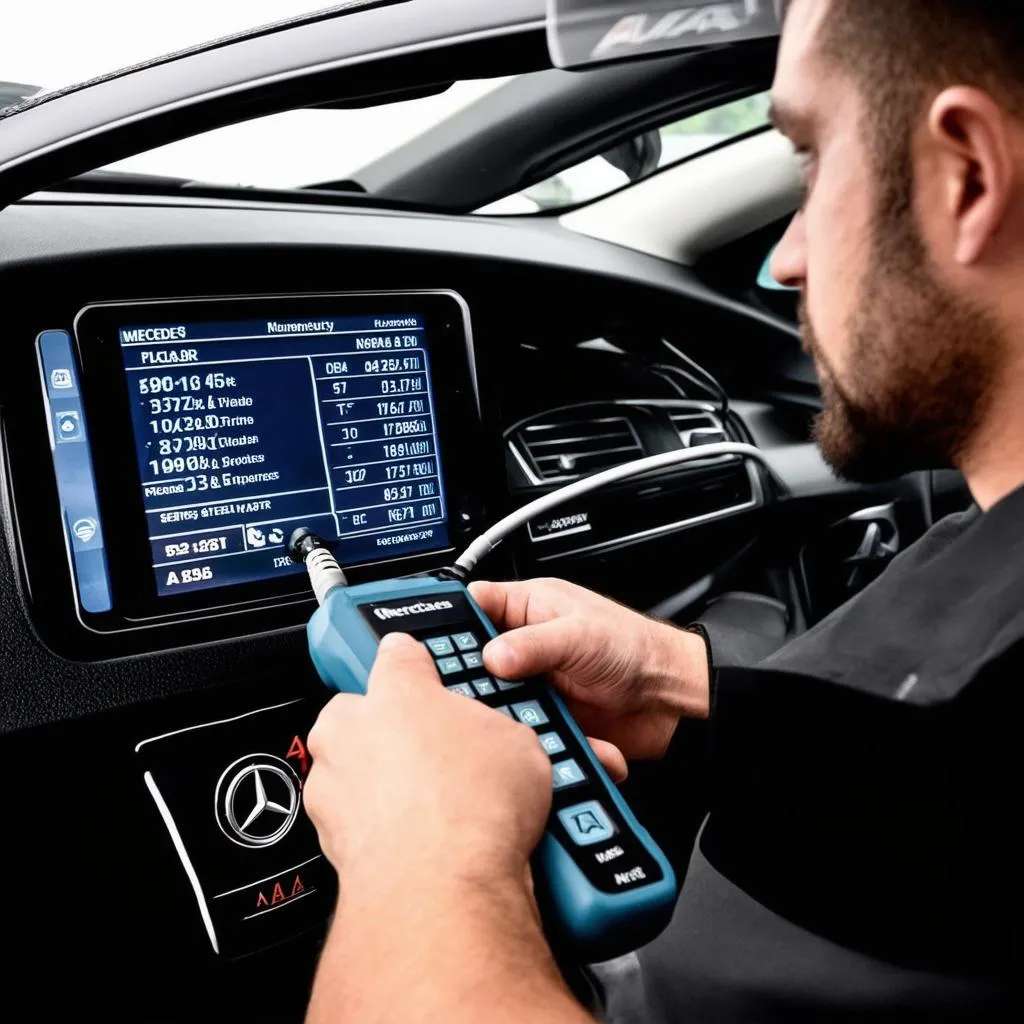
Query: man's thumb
[[483, 619, 581, 681]]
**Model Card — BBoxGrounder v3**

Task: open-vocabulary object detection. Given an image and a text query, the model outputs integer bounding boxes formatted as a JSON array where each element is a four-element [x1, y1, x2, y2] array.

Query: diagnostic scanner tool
[[289, 532, 678, 961], [290, 443, 767, 960]]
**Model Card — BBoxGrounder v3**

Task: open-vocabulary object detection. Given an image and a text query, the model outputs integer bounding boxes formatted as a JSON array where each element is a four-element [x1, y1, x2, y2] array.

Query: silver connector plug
[[288, 528, 347, 606]]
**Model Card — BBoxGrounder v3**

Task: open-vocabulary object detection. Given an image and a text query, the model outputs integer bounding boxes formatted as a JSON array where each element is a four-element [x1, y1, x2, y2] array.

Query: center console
[[136, 695, 331, 958]]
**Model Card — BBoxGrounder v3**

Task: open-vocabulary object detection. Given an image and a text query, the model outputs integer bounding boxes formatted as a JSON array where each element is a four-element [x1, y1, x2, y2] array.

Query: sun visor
[[547, 0, 782, 69]]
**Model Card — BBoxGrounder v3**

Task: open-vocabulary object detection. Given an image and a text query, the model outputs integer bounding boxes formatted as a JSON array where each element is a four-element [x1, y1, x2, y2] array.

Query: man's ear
[[927, 86, 1016, 266]]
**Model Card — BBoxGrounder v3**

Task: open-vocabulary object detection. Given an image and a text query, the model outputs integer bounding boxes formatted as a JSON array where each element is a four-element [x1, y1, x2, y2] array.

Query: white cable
[[454, 442, 771, 576]]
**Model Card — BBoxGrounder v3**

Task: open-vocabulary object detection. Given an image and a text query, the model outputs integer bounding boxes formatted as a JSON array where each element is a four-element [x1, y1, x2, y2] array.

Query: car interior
[[0, 0, 975, 1018]]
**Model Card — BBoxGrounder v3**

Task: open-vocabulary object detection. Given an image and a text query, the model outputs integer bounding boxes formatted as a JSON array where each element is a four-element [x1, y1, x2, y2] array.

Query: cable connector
[[288, 528, 347, 606]]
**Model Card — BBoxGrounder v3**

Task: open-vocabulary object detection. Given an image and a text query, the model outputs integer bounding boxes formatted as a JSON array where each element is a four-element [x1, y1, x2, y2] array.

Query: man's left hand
[[304, 632, 612, 1024], [304, 632, 555, 887]]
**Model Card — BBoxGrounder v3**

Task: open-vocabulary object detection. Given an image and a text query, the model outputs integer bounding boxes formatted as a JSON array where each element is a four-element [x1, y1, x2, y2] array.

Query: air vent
[[517, 415, 643, 482], [670, 410, 729, 448]]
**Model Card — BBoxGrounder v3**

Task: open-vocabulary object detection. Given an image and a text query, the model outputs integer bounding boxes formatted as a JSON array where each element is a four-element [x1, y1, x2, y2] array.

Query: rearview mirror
[[601, 130, 663, 180]]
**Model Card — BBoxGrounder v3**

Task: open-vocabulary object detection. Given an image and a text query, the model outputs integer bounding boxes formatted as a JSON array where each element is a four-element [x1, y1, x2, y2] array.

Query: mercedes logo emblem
[[215, 754, 301, 849]]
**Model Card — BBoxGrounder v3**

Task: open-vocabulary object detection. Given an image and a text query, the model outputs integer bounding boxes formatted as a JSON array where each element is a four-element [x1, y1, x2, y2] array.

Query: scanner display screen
[[117, 312, 450, 596]]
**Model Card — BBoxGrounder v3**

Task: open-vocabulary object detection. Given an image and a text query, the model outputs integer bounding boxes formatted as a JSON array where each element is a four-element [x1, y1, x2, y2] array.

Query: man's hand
[[304, 632, 595, 1024], [471, 578, 710, 761], [304, 632, 551, 882]]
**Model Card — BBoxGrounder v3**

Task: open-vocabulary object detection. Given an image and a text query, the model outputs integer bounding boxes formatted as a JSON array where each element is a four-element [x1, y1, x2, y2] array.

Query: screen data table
[[118, 314, 450, 596]]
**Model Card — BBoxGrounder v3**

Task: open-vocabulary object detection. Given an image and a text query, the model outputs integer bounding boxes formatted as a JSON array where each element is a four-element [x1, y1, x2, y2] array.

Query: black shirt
[[633, 490, 1023, 1021]]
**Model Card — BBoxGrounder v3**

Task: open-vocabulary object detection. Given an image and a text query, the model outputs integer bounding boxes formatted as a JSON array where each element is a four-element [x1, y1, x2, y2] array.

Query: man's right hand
[[469, 578, 711, 762]]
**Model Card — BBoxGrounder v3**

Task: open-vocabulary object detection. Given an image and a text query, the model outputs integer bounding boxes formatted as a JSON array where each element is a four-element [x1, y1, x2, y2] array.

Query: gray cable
[[454, 442, 771, 576]]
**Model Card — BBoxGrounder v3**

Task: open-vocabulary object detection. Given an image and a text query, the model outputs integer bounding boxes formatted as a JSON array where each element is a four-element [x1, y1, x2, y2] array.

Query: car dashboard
[[0, 189, 821, 1014]]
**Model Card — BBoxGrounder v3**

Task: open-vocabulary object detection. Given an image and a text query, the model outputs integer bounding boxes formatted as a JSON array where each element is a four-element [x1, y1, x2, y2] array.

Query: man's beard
[[802, 236, 1004, 483]]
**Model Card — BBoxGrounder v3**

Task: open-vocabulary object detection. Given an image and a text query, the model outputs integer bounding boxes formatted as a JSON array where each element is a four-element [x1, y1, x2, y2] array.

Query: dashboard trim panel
[[533, 458, 764, 562], [144, 769, 220, 954], [505, 399, 763, 561], [134, 697, 305, 752]]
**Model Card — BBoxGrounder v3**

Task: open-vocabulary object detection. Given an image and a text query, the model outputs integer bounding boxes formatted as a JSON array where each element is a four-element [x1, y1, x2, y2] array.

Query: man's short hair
[[785, 1, 1024, 253], [787, 1, 1024, 121]]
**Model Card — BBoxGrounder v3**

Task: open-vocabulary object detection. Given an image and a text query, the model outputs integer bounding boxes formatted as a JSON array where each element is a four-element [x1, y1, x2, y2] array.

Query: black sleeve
[[699, 658, 1021, 977], [695, 593, 792, 669], [625, 625, 714, 875]]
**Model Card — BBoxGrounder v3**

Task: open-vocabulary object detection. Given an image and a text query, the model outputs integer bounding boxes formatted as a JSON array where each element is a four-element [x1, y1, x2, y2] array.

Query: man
[[303, 2, 1021, 1020]]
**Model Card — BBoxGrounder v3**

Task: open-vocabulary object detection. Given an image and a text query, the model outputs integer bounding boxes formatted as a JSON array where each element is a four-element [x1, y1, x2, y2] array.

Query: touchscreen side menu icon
[[55, 410, 83, 442], [72, 518, 98, 544]]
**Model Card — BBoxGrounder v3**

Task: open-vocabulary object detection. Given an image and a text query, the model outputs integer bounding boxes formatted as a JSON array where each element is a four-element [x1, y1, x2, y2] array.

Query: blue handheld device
[[292, 532, 677, 962]]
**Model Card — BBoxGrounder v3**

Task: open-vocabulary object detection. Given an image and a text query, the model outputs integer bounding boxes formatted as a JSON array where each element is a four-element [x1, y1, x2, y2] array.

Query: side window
[[479, 91, 772, 214]]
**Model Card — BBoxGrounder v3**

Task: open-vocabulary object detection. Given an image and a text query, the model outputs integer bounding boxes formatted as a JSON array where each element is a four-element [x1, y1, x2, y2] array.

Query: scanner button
[[511, 701, 549, 727], [552, 759, 587, 789], [425, 636, 455, 657], [446, 683, 476, 699], [538, 732, 566, 756], [496, 679, 524, 691], [436, 656, 463, 676], [558, 801, 616, 847], [471, 677, 497, 696], [461, 651, 485, 671], [452, 632, 479, 652]]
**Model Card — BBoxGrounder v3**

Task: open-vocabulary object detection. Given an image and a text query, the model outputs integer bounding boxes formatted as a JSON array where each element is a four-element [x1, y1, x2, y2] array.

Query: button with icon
[[72, 517, 99, 545], [451, 631, 479, 652], [552, 759, 587, 789], [538, 732, 566, 756], [511, 701, 549, 727], [557, 801, 617, 847], [55, 410, 83, 442], [425, 636, 456, 657]]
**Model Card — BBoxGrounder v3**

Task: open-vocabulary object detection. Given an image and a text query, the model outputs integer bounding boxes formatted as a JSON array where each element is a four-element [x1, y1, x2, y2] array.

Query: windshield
[[98, 80, 516, 191], [2, 0, 511, 195], [3, 3, 768, 213], [2, 0, 513, 193]]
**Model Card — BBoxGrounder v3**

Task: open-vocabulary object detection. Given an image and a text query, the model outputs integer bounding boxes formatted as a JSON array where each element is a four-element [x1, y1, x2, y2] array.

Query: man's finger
[[587, 737, 628, 783], [469, 579, 569, 632], [470, 580, 545, 632], [467, 580, 510, 627], [482, 618, 582, 681], [369, 632, 439, 690]]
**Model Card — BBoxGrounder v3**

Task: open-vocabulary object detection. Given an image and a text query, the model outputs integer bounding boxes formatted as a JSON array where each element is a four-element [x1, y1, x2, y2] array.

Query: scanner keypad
[[380, 613, 666, 895]]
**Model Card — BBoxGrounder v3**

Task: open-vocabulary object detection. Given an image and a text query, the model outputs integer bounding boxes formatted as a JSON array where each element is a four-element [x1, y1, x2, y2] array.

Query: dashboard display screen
[[117, 312, 451, 597]]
